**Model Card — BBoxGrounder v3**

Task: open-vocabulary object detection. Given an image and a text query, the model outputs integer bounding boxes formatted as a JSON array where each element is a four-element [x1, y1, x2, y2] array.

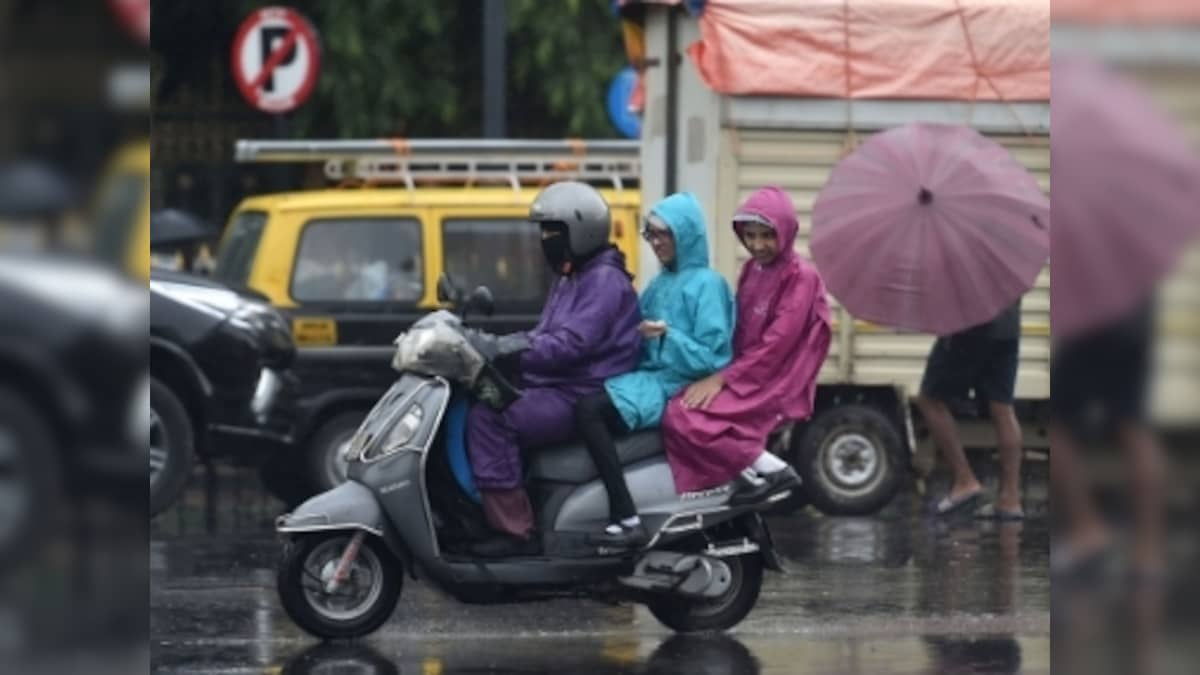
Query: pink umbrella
[[1051, 56, 1200, 342], [810, 123, 1050, 336]]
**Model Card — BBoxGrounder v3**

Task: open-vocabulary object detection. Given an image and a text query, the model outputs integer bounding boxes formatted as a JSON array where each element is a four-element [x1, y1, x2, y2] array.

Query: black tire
[[277, 532, 403, 640], [0, 387, 60, 570], [646, 554, 764, 633], [306, 412, 365, 492], [792, 403, 904, 516], [150, 377, 195, 516]]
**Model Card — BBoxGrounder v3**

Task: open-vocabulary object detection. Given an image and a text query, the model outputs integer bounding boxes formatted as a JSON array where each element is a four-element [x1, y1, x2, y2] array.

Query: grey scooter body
[[278, 372, 784, 600]]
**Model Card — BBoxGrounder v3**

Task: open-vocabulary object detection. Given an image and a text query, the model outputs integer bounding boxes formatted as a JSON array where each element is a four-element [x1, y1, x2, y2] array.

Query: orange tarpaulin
[[687, 0, 1049, 101], [1052, 0, 1200, 23]]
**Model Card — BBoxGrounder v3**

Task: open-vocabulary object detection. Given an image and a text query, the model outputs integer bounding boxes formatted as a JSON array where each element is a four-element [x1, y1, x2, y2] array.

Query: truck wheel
[[150, 378, 195, 516], [792, 404, 904, 516], [306, 412, 364, 492], [0, 387, 60, 569], [646, 554, 763, 633], [277, 532, 403, 640]]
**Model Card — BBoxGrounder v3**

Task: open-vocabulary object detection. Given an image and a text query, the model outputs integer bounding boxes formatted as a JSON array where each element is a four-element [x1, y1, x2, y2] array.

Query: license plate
[[292, 317, 338, 346]]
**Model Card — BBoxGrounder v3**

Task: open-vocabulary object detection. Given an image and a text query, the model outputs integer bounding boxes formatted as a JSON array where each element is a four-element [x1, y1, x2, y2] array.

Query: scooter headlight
[[361, 403, 424, 461]]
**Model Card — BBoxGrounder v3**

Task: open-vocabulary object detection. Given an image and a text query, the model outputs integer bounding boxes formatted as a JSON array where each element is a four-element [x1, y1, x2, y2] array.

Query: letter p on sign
[[231, 7, 322, 114]]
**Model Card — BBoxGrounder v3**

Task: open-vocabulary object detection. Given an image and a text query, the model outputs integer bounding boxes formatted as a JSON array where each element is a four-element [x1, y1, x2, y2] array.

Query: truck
[[628, 0, 1199, 514]]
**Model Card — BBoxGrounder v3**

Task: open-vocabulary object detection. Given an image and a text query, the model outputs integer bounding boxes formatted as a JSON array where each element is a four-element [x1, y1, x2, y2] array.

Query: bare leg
[[988, 401, 1024, 513], [1118, 421, 1165, 577], [1049, 422, 1110, 557], [914, 394, 981, 500]]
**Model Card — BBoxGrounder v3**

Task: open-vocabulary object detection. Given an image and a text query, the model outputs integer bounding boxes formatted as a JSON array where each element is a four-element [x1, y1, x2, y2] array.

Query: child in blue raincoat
[[574, 192, 735, 548]]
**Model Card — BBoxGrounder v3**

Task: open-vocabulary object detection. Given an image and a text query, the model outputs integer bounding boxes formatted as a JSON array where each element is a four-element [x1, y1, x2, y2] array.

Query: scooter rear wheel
[[277, 532, 402, 640], [645, 553, 764, 633]]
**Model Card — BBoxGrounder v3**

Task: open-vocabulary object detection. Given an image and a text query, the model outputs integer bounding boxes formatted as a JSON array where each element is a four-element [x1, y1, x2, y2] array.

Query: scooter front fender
[[276, 480, 417, 580], [276, 480, 386, 537]]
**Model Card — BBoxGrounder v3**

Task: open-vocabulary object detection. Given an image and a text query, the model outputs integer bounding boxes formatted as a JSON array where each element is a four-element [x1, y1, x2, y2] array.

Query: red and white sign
[[109, 0, 150, 45], [231, 7, 321, 114]]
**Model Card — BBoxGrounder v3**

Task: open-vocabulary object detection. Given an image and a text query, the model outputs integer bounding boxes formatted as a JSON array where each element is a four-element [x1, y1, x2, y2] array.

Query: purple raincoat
[[662, 187, 833, 493], [468, 247, 642, 494]]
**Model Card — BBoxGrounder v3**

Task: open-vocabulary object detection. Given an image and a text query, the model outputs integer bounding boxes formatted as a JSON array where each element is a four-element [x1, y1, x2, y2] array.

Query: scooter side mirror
[[436, 274, 461, 306]]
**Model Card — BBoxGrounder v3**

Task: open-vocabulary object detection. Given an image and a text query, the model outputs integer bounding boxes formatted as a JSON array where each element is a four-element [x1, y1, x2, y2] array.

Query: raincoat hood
[[734, 186, 799, 260], [650, 192, 710, 271]]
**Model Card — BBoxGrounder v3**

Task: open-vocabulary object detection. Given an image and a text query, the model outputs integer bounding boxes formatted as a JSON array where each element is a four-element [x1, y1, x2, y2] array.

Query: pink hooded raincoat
[[662, 186, 833, 492]]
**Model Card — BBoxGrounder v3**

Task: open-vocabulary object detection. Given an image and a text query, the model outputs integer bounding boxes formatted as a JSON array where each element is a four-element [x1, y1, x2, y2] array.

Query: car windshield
[[212, 211, 268, 287], [92, 171, 145, 269]]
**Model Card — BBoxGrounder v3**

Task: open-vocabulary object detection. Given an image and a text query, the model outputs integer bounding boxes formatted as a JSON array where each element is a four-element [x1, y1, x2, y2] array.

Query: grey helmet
[[528, 181, 611, 258]]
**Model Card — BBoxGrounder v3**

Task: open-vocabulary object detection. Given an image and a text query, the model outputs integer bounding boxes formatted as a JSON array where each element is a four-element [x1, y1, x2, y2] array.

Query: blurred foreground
[[0, 1, 148, 672], [1052, 3, 1200, 674]]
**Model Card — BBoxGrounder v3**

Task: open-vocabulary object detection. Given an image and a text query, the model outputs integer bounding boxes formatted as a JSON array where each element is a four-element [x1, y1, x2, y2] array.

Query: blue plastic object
[[445, 395, 481, 503], [606, 66, 642, 140]]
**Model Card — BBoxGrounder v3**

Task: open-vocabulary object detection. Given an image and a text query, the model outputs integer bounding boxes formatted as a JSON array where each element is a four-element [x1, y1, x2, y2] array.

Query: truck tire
[[792, 403, 904, 516], [306, 412, 365, 492], [150, 377, 195, 516], [0, 387, 60, 570]]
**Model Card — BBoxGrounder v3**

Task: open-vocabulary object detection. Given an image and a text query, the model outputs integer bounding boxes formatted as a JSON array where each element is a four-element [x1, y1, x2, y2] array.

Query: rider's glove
[[495, 333, 531, 357]]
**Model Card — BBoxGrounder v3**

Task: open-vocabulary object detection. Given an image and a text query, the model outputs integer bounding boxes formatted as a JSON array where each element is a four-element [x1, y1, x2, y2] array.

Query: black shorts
[[1051, 305, 1153, 432], [920, 335, 1020, 405]]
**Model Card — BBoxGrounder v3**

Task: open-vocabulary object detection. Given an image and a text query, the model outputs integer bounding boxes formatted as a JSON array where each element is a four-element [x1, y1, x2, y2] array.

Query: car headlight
[[360, 404, 424, 461], [228, 301, 272, 332]]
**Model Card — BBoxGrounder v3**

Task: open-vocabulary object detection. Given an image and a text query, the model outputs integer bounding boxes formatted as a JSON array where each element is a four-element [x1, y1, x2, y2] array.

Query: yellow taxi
[[212, 139, 642, 494]]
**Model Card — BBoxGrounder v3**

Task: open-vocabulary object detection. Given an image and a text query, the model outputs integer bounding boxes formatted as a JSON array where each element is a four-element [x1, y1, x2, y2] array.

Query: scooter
[[274, 280, 793, 640]]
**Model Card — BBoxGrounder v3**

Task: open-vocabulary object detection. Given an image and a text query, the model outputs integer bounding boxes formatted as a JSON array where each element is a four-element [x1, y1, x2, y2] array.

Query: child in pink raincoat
[[661, 186, 833, 505]]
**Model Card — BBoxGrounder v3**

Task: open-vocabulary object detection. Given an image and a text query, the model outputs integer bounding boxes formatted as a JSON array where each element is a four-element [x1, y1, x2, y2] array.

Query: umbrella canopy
[[810, 122, 1050, 336], [150, 209, 214, 249], [0, 162, 77, 220], [1051, 56, 1200, 341]]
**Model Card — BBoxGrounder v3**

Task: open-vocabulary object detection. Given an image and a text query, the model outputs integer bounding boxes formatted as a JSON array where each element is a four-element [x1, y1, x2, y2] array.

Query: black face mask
[[540, 223, 573, 275]]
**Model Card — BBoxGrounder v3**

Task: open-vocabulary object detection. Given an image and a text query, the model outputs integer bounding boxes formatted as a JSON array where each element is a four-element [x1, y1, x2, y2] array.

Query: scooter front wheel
[[645, 553, 764, 633], [277, 532, 403, 640]]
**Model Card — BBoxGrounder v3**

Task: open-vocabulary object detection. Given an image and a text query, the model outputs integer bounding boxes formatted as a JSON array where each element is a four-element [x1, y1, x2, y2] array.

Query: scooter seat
[[527, 430, 664, 484]]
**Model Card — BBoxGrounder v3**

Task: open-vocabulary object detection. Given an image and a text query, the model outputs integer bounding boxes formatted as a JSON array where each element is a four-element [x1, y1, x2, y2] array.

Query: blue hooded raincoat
[[604, 193, 735, 430]]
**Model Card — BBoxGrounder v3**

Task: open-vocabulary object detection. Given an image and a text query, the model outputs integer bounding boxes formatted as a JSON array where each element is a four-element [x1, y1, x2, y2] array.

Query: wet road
[[151, 461, 1050, 674]]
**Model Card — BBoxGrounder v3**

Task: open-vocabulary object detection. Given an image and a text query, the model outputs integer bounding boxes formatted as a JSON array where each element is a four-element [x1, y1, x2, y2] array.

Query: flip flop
[[932, 489, 983, 517], [974, 503, 1025, 521], [1051, 542, 1114, 582]]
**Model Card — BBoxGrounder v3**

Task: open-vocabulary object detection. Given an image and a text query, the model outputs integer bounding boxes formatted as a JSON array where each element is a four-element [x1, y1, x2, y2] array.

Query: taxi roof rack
[[233, 138, 641, 191]]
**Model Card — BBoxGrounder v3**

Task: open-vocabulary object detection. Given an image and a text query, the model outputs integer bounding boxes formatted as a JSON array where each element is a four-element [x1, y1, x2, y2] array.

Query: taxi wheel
[[306, 412, 365, 492]]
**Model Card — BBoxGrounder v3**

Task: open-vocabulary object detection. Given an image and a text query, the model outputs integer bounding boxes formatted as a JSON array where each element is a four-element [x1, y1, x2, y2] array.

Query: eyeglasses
[[641, 227, 672, 243], [641, 214, 671, 242]]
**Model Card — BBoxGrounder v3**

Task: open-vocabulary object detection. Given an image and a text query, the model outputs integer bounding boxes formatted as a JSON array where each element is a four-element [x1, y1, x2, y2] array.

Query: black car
[[149, 268, 298, 514], [0, 255, 148, 566]]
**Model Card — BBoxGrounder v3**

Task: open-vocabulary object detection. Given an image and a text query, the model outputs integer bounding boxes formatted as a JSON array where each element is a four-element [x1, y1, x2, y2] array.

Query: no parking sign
[[231, 7, 322, 114]]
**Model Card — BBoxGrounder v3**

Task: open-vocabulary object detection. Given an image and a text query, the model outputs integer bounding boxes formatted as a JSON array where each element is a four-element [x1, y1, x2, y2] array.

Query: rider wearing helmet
[[467, 181, 642, 557]]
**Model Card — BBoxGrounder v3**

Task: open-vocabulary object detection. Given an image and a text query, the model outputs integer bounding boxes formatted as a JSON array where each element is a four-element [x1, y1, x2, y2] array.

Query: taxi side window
[[291, 218, 424, 303], [442, 218, 553, 310]]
